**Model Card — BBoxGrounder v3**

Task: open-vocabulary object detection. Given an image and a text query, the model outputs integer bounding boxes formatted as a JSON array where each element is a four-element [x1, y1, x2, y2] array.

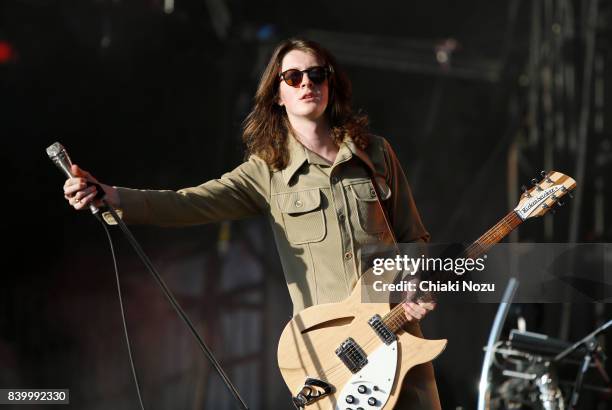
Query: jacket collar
[[282, 134, 377, 185], [343, 137, 377, 176], [282, 134, 309, 185]]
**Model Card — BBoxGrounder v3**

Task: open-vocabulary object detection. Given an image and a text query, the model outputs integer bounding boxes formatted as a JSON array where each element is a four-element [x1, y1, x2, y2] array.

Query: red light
[[0, 41, 14, 63]]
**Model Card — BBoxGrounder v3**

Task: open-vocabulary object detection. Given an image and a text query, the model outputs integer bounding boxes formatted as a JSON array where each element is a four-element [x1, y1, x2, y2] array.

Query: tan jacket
[[104, 134, 440, 409], [106, 135, 428, 314]]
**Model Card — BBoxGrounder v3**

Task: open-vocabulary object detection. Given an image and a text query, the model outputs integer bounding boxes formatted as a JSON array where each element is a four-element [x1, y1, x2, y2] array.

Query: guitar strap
[[368, 172, 432, 303], [367, 171, 400, 254]]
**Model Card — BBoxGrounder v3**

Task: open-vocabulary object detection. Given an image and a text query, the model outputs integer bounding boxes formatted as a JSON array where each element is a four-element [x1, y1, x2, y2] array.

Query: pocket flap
[[350, 181, 379, 202], [350, 180, 392, 202], [276, 188, 322, 214]]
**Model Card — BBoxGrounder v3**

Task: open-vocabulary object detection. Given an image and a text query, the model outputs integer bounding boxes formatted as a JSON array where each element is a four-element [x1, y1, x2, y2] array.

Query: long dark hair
[[242, 38, 369, 170]]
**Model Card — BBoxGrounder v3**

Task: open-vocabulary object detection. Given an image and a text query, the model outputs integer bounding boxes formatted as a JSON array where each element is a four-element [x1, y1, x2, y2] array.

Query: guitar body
[[277, 171, 575, 409], [277, 275, 447, 409]]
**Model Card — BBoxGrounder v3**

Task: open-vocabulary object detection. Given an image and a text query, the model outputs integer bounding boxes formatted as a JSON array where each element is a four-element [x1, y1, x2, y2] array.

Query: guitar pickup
[[335, 337, 368, 373], [368, 314, 397, 345]]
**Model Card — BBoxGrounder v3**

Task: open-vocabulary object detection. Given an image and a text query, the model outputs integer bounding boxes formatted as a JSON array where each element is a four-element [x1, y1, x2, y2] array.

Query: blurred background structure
[[2, 0, 612, 408]]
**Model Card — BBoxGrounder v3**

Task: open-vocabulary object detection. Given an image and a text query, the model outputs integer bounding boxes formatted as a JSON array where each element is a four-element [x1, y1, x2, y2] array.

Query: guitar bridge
[[335, 337, 368, 373], [292, 377, 333, 409], [368, 314, 397, 345]]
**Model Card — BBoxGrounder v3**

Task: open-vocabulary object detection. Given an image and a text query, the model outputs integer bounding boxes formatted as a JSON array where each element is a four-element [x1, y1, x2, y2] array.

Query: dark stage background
[[2, 1, 612, 409]]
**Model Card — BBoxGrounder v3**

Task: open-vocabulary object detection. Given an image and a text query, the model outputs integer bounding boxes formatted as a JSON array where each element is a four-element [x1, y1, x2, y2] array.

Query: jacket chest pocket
[[276, 188, 326, 244], [348, 179, 392, 234]]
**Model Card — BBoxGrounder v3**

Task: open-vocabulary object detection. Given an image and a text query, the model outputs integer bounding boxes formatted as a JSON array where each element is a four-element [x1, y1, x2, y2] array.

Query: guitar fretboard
[[381, 211, 523, 333]]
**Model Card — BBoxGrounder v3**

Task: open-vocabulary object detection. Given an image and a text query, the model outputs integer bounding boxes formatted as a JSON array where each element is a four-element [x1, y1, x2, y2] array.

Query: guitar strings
[[325, 182, 565, 379], [382, 211, 522, 329], [313, 211, 527, 380], [382, 182, 560, 328]]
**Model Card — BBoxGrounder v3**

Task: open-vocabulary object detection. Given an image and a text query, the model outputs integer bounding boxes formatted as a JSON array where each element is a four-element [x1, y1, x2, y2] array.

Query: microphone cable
[[46, 142, 248, 409], [95, 205, 249, 410], [93, 210, 146, 410]]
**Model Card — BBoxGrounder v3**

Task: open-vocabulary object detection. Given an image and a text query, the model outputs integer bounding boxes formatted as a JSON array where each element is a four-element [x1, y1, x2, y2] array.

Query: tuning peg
[[540, 170, 553, 183], [521, 185, 532, 197], [561, 186, 575, 199], [542, 203, 556, 215], [557, 200, 564, 207], [531, 178, 543, 190]]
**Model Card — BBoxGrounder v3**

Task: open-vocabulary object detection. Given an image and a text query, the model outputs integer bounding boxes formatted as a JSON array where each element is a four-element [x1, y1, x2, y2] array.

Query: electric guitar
[[277, 171, 577, 409]]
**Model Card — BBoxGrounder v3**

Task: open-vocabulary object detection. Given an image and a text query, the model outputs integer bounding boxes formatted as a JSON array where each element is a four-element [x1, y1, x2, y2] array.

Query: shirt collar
[[282, 134, 377, 185], [341, 137, 377, 176], [282, 134, 309, 185]]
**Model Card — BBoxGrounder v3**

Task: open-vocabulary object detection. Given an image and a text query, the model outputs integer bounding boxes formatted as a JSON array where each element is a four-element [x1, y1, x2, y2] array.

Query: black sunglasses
[[279, 66, 329, 87]]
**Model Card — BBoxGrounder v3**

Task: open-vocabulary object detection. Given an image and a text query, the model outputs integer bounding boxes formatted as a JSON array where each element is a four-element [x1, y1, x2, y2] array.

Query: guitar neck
[[464, 211, 523, 259], [382, 211, 524, 333]]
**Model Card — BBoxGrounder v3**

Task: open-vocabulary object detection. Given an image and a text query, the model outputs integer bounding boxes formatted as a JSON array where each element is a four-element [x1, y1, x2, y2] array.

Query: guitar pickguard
[[334, 341, 398, 410]]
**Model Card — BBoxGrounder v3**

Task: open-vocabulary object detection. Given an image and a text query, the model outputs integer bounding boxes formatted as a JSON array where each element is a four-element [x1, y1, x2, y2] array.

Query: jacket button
[[338, 213, 345, 222], [344, 252, 353, 260], [370, 188, 376, 198], [331, 176, 339, 184], [295, 200, 303, 208]]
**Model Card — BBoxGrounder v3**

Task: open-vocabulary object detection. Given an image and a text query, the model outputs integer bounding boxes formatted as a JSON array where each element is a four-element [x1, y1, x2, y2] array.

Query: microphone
[[46, 142, 102, 214]]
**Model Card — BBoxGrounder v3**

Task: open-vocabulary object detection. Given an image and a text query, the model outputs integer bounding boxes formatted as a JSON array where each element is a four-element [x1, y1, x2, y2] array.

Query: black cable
[[94, 211, 146, 410], [100, 205, 249, 410], [46, 143, 246, 409]]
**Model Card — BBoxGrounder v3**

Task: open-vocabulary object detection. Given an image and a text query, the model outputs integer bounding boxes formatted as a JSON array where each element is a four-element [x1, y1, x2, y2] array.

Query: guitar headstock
[[514, 171, 577, 220]]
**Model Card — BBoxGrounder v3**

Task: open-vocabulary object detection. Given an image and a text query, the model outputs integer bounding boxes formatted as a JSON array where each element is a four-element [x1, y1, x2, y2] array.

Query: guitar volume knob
[[357, 385, 367, 394], [345, 395, 355, 404], [368, 397, 377, 406]]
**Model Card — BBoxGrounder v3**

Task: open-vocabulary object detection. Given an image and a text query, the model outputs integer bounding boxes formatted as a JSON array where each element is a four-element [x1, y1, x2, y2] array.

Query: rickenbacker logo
[[520, 186, 561, 215]]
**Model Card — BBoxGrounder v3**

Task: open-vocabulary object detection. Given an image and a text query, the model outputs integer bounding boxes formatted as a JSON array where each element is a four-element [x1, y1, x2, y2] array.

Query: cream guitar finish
[[278, 282, 445, 409], [277, 171, 576, 409]]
